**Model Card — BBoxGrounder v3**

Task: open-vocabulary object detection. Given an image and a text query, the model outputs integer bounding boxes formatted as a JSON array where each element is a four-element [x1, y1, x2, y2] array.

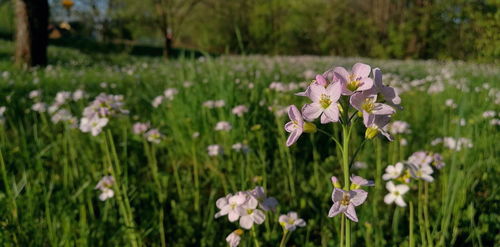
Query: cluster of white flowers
[[382, 151, 445, 207], [207, 144, 223, 156], [80, 93, 128, 136], [384, 120, 411, 135], [29, 90, 87, 127], [132, 122, 163, 144], [215, 186, 278, 229], [95, 176, 115, 201], [215, 187, 279, 247], [431, 137, 473, 151], [152, 88, 178, 108], [202, 100, 226, 108], [214, 121, 232, 131]]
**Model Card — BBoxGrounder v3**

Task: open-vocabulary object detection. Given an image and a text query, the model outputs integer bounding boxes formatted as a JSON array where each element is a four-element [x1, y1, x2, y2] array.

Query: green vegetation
[[0, 39, 498, 246]]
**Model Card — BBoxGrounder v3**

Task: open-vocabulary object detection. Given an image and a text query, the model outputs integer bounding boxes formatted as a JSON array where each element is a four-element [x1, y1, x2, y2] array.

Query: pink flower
[[333, 63, 374, 95], [368, 68, 401, 107], [302, 81, 342, 123], [350, 91, 395, 124], [284, 105, 316, 146], [328, 188, 368, 222], [133, 122, 150, 134], [296, 74, 331, 96], [232, 105, 248, 117], [364, 114, 392, 141]]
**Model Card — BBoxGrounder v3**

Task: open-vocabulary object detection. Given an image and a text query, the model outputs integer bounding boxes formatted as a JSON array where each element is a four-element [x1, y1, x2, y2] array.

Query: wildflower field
[[0, 39, 498, 246]]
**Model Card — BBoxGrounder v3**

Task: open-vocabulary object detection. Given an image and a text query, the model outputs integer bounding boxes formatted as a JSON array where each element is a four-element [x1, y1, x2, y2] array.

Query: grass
[[0, 39, 498, 246]]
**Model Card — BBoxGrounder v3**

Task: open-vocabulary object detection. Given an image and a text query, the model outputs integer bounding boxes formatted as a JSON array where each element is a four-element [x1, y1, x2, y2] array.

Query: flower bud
[[303, 122, 317, 133], [331, 176, 341, 188], [234, 229, 244, 236], [337, 103, 343, 114], [365, 126, 379, 139]]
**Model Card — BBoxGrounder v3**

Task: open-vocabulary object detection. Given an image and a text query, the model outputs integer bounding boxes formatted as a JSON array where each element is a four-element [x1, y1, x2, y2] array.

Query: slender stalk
[[409, 201, 415, 247], [279, 230, 288, 247], [417, 181, 427, 247], [340, 215, 345, 247], [342, 125, 351, 247], [251, 227, 260, 247], [424, 182, 433, 246]]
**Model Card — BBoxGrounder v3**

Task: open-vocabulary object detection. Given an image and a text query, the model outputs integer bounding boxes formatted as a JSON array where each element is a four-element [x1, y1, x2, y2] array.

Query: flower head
[[238, 196, 265, 229], [215, 121, 232, 131], [333, 63, 374, 95], [364, 114, 392, 141], [284, 105, 316, 146], [249, 186, 278, 212], [328, 188, 368, 222], [214, 192, 247, 222], [350, 175, 374, 190], [144, 128, 163, 144], [95, 176, 115, 201], [382, 162, 404, 180], [232, 105, 248, 117], [226, 229, 243, 247], [80, 116, 109, 136], [207, 144, 223, 156], [279, 212, 306, 231], [384, 181, 409, 207], [133, 122, 150, 135], [302, 82, 342, 123]]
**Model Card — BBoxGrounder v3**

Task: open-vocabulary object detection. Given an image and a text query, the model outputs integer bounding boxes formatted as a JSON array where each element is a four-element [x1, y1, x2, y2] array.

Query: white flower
[[214, 100, 226, 108], [238, 196, 265, 229], [248, 186, 278, 211], [279, 212, 306, 231], [95, 176, 115, 201], [215, 121, 232, 131], [31, 102, 47, 112], [29, 90, 42, 99], [163, 88, 178, 101], [384, 181, 409, 207], [482, 110, 496, 118], [145, 129, 162, 144], [382, 162, 404, 180], [80, 116, 109, 136], [214, 192, 247, 222], [152, 96, 164, 108], [207, 144, 223, 156], [409, 163, 434, 182], [232, 105, 248, 117], [232, 142, 250, 153], [72, 89, 86, 101], [408, 151, 433, 167], [225, 229, 243, 247]]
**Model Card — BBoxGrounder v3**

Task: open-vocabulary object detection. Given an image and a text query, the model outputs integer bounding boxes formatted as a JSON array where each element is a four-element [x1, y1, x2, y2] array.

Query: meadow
[[0, 39, 498, 246]]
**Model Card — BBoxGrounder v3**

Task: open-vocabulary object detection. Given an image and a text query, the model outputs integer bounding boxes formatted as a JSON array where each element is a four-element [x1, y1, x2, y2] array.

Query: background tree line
[[0, 0, 498, 63]]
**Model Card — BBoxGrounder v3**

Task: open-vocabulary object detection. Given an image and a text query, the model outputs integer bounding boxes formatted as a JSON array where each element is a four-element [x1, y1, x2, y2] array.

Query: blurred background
[[0, 0, 498, 65]]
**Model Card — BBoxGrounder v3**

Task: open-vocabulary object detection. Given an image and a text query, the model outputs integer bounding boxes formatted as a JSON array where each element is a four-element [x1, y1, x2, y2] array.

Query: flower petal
[[239, 215, 253, 229], [345, 204, 359, 222], [384, 193, 396, 205], [286, 129, 303, 146], [302, 103, 323, 121], [352, 63, 371, 78], [350, 189, 368, 206]]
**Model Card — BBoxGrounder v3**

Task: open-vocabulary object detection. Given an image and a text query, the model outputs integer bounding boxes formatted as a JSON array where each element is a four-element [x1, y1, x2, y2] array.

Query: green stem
[[279, 230, 288, 247], [251, 227, 260, 247], [342, 125, 351, 247], [409, 201, 415, 247], [340, 215, 345, 247], [424, 182, 433, 247], [418, 181, 427, 247]]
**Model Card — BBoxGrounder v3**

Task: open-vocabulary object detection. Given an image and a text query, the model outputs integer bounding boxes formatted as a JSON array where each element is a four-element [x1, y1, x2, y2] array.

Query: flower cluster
[[431, 137, 473, 151], [132, 122, 164, 144], [80, 93, 128, 136], [152, 88, 178, 108], [328, 175, 373, 222], [382, 151, 445, 207], [215, 186, 278, 229], [215, 187, 278, 246], [95, 176, 115, 201], [285, 63, 401, 146]]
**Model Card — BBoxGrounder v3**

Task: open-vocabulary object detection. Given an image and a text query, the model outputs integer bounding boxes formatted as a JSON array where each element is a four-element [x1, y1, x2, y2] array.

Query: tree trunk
[[15, 0, 49, 67], [163, 32, 173, 59]]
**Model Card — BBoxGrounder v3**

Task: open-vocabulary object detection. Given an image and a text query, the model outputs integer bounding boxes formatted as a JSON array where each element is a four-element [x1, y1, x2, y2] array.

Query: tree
[[14, 0, 49, 67]]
